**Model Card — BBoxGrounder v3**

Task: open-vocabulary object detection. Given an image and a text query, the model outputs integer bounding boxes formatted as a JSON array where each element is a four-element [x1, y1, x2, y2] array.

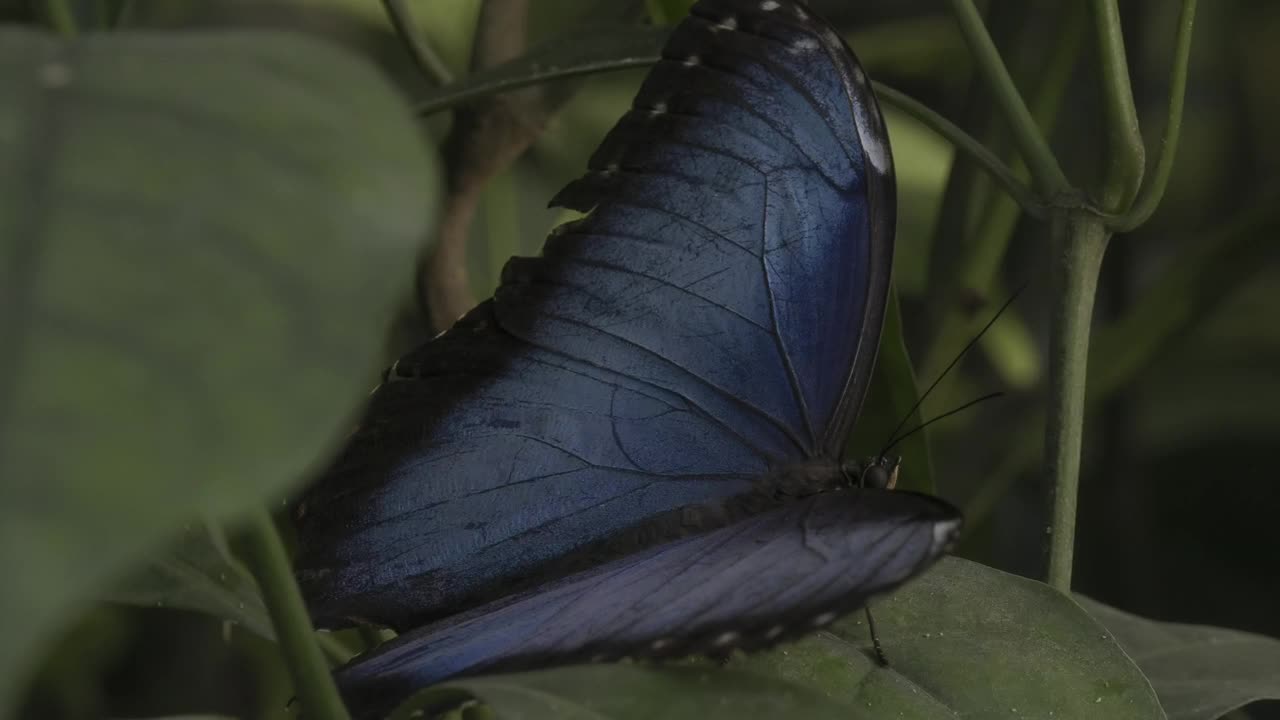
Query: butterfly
[[292, 0, 962, 715]]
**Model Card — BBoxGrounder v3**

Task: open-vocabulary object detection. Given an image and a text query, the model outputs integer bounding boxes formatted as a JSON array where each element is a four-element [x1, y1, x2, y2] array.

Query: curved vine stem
[[920, 3, 1085, 387], [945, 0, 1072, 197], [240, 509, 350, 720], [1111, 0, 1199, 232], [1090, 0, 1145, 210], [871, 83, 1044, 217], [382, 0, 455, 87]]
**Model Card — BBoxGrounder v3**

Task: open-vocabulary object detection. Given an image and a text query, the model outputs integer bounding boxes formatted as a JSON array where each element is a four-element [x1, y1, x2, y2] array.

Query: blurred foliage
[[7, 0, 1279, 717], [2, 5, 438, 718]]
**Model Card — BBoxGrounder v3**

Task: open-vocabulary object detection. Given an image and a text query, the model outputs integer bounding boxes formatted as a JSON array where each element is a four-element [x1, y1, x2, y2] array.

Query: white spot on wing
[[712, 16, 737, 32], [761, 0, 780, 10], [932, 517, 962, 553], [713, 630, 739, 647], [859, 125, 889, 174], [852, 87, 891, 176], [683, 55, 701, 67], [811, 611, 838, 627], [789, 37, 819, 54]]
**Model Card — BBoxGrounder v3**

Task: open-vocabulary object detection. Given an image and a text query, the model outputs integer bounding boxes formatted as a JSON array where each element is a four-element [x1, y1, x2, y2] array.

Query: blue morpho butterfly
[[292, 0, 962, 715]]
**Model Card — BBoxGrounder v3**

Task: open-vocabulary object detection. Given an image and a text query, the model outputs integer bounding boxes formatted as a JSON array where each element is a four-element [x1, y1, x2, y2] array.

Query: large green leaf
[[1082, 598, 1280, 720], [418, 559, 1162, 718], [0, 27, 437, 716], [105, 520, 366, 667], [730, 557, 1164, 718], [447, 666, 857, 720]]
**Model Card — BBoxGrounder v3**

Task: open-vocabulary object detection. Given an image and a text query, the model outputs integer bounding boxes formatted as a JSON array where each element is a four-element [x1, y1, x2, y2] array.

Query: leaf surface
[[0, 27, 437, 714], [1083, 597, 1280, 720]]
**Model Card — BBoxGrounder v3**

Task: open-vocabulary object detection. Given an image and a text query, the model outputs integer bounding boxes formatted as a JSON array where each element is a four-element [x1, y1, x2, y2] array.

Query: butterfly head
[[841, 455, 900, 491]]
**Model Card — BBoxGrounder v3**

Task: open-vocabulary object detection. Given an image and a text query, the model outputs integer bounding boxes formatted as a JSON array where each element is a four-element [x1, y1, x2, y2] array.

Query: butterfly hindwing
[[333, 489, 961, 719]]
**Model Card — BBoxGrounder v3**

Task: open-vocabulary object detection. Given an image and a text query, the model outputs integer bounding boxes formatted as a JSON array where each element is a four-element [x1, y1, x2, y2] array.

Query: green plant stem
[[319, 634, 356, 666], [963, 3, 1084, 293], [382, 0, 455, 87], [1044, 211, 1109, 591], [871, 83, 1043, 216], [1090, 0, 1145, 210], [240, 509, 350, 720], [920, 4, 1085, 388], [946, 0, 1071, 197], [964, 189, 1280, 530], [45, 0, 78, 36], [1112, 0, 1198, 231]]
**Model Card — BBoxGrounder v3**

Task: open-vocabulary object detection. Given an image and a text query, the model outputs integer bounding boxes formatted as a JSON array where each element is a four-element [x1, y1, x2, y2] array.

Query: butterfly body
[[293, 0, 962, 714]]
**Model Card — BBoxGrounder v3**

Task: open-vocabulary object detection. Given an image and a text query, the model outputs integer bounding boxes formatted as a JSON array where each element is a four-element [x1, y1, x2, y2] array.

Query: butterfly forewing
[[499, 0, 894, 457], [294, 304, 764, 627]]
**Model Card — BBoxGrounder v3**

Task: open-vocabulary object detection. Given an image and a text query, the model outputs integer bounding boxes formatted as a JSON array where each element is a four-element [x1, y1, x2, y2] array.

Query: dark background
[[11, 0, 1278, 718]]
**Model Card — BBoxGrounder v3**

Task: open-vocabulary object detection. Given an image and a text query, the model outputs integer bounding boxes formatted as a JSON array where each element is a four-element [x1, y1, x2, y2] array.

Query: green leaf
[[644, 0, 695, 25], [105, 520, 273, 640], [408, 559, 1161, 719], [1081, 597, 1280, 720], [388, 686, 482, 720], [728, 557, 1165, 718], [0, 27, 437, 715], [446, 665, 858, 720]]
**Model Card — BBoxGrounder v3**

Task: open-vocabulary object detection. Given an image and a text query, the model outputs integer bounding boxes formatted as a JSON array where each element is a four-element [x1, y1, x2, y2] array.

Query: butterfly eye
[[859, 457, 900, 490], [861, 464, 890, 490]]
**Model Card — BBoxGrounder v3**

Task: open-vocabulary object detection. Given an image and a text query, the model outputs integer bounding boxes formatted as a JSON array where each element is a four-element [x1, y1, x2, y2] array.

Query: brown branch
[[406, 0, 648, 337], [420, 0, 550, 333]]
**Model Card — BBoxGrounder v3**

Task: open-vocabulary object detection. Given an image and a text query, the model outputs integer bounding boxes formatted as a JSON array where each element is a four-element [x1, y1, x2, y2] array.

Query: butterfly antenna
[[879, 284, 1026, 456], [881, 391, 1004, 456]]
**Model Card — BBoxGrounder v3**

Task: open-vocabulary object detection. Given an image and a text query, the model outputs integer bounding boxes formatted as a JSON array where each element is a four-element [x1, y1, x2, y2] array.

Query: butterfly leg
[[865, 605, 889, 666], [705, 647, 735, 666]]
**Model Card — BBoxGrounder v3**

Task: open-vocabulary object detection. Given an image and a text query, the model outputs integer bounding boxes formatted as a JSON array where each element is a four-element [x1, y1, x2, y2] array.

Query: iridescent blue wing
[[506, 0, 894, 456], [334, 489, 961, 719], [294, 0, 896, 630], [295, 302, 764, 627]]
